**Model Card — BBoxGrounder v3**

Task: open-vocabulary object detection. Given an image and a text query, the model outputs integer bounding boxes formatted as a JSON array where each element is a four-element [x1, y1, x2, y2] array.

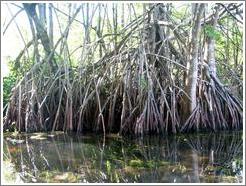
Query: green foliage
[[3, 75, 16, 108], [204, 24, 221, 40], [129, 159, 165, 169], [129, 159, 144, 167], [12, 58, 34, 77], [145, 160, 156, 168], [106, 160, 112, 174], [172, 6, 188, 20], [3, 57, 32, 109]]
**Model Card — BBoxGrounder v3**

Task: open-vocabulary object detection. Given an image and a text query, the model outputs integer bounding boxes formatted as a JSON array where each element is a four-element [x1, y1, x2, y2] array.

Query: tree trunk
[[207, 6, 219, 78], [113, 3, 118, 47], [182, 3, 205, 122], [38, 3, 46, 28], [121, 3, 125, 29], [48, 3, 53, 49], [23, 3, 56, 71]]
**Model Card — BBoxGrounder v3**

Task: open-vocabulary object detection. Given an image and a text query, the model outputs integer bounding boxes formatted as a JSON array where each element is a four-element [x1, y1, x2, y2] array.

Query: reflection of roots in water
[[3, 132, 243, 183], [184, 132, 242, 181], [185, 132, 242, 165]]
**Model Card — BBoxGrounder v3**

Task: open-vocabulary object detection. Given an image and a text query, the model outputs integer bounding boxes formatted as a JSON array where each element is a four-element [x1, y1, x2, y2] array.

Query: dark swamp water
[[3, 131, 243, 183]]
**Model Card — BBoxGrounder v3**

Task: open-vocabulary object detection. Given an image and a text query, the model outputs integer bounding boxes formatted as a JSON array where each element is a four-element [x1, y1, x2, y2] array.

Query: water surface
[[3, 131, 243, 183]]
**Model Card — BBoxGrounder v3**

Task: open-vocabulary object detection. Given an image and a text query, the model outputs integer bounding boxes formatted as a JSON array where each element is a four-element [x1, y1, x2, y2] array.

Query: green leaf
[[204, 24, 221, 40], [106, 160, 111, 174]]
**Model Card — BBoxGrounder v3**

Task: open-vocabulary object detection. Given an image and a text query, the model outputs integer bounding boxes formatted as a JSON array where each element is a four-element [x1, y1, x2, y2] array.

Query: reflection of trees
[[130, 135, 183, 182], [185, 132, 242, 164], [3, 132, 243, 183], [184, 132, 243, 182], [134, 135, 182, 162], [4, 134, 108, 182]]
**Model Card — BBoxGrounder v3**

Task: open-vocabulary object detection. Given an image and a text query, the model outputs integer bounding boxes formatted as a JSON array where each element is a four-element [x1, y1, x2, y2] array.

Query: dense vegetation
[[3, 3, 243, 136]]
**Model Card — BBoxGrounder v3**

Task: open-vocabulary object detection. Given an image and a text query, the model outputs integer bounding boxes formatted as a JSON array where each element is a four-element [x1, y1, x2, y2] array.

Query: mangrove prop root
[[3, 3, 242, 135]]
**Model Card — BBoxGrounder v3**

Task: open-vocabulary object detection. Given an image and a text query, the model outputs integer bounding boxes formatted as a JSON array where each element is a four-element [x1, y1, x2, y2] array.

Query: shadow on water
[[3, 131, 243, 183]]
